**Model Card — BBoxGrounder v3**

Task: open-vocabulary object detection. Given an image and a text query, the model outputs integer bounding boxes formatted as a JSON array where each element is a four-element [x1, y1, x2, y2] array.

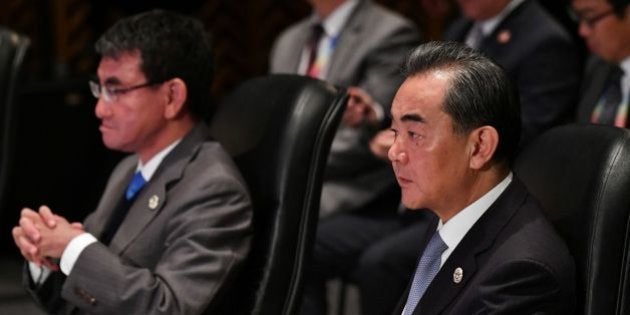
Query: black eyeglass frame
[[89, 80, 167, 102], [573, 8, 616, 29]]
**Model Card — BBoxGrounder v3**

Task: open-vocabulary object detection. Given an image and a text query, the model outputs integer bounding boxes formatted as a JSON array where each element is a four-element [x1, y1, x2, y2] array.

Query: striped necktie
[[591, 66, 626, 127]]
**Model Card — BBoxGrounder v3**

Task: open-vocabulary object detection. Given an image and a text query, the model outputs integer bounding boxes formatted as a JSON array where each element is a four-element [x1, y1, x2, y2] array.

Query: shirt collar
[[476, 0, 526, 36], [311, 0, 359, 38], [437, 172, 513, 261], [619, 56, 630, 78], [136, 139, 182, 181]]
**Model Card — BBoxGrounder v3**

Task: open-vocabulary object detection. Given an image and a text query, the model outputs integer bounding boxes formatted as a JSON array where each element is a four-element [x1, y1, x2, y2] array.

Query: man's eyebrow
[[400, 113, 425, 123]]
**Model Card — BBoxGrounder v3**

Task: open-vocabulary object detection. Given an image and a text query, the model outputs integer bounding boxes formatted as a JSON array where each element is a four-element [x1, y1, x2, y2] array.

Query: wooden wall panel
[[0, 0, 457, 101]]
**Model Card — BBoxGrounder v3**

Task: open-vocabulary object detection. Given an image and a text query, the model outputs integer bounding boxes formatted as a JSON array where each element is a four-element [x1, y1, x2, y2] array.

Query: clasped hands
[[12, 205, 84, 271]]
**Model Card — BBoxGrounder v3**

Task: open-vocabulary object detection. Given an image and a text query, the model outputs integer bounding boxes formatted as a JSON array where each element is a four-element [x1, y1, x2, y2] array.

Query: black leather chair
[[208, 74, 348, 314], [0, 27, 29, 212], [514, 124, 630, 315]]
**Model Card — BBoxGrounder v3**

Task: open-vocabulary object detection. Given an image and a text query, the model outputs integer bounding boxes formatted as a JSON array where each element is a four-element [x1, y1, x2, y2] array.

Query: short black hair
[[95, 9, 214, 120], [607, 0, 630, 17], [402, 41, 521, 164]]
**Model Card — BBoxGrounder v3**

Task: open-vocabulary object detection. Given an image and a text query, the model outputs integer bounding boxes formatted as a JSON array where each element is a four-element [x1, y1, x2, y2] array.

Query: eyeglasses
[[89, 80, 164, 103], [574, 9, 615, 29]]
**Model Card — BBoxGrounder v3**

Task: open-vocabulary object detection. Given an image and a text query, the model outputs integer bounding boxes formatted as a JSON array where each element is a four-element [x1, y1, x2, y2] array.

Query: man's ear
[[163, 78, 187, 119], [468, 125, 499, 170]]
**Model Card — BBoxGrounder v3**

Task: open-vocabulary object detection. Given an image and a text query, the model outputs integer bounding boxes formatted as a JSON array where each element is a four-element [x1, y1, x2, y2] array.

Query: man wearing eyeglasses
[[573, 0, 630, 127], [12, 10, 252, 314]]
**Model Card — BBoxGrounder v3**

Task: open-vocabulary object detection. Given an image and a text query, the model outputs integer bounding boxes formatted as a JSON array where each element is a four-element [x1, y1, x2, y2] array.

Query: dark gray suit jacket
[[25, 123, 253, 314], [394, 179, 575, 314], [270, 0, 420, 216], [445, 0, 582, 145]]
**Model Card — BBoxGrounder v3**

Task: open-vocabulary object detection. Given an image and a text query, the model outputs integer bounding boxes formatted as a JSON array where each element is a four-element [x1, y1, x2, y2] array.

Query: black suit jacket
[[576, 56, 621, 125], [394, 179, 575, 314], [444, 0, 582, 145]]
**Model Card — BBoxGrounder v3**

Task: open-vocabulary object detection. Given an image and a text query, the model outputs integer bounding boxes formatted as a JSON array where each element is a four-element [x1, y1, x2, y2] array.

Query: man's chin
[[401, 196, 422, 210]]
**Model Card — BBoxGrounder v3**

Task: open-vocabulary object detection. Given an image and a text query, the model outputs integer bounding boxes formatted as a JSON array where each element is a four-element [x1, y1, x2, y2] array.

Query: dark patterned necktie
[[306, 23, 324, 77], [593, 66, 624, 126]]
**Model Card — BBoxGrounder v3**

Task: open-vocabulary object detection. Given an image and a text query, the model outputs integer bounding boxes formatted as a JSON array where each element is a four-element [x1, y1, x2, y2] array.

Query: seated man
[[270, 0, 421, 218], [391, 41, 575, 314], [573, 0, 630, 127], [271, 1, 420, 313], [445, 0, 582, 145], [12, 10, 252, 314]]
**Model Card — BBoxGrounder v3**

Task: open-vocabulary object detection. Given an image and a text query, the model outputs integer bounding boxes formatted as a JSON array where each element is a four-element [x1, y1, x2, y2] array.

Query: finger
[[70, 222, 84, 230], [21, 208, 39, 220], [42, 258, 59, 272], [18, 235, 39, 256], [39, 205, 57, 228], [12, 226, 24, 246], [19, 217, 41, 243]]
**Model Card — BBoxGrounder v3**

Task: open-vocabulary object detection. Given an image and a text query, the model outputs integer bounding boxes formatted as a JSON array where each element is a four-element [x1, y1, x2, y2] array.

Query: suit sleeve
[[324, 19, 421, 176], [57, 168, 252, 314], [473, 259, 574, 314], [516, 33, 582, 145]]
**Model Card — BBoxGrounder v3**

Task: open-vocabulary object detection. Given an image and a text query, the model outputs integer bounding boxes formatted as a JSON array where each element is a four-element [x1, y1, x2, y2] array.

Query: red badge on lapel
[[497, 30, 511, 44]]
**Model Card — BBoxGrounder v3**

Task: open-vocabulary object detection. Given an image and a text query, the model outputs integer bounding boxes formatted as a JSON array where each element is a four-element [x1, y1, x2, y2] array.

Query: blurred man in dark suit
[[573, 0, 630, 127], [391, 41, 575, 315], [445, 0, 582, 145]]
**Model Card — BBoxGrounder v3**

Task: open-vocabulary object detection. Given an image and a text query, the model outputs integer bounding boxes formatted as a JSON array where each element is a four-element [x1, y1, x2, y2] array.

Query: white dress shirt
[[436, 173, 513, 268]]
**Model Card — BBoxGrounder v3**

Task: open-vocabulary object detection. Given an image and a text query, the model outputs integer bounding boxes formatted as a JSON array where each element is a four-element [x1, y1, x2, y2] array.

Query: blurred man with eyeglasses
[[573, 0, 630, 127], [12, 9, 252, 314]]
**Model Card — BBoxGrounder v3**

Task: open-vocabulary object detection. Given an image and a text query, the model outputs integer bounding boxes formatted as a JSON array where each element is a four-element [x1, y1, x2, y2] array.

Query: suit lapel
[[288, 22, 312, 73], [86, 159, 136, 238], [415, 179, 528, 315], [325, 0, 367, 81], [477, 1, 529, 59], [107, 124, 209, 254]]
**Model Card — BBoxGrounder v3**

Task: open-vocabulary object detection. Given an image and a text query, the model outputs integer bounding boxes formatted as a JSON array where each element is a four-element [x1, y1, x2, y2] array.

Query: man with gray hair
[[390, 41, 574, 314]]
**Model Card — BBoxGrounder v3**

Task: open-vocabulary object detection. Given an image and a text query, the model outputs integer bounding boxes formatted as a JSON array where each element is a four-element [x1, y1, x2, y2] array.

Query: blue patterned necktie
[[125, 171, 146, 200], [403, 231, 448, 315]]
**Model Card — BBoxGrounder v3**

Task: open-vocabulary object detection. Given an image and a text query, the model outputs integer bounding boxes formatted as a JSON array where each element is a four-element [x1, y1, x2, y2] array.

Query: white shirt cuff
[[28, 261, 51, 284], [60, 233, 98, 275], [370, 101, 384, 123]]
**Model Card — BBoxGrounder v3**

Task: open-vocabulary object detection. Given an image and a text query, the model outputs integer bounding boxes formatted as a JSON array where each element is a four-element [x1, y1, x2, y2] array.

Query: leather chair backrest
[[208, 74, 347, 314], [514, 124, 630, 315], [0, 27, 29, 211]]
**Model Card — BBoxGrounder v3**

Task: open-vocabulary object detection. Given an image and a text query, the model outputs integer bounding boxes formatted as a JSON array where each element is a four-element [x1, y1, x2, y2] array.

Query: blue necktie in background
[[126, 171, 146, 200], [403, 231, 448, 315]]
